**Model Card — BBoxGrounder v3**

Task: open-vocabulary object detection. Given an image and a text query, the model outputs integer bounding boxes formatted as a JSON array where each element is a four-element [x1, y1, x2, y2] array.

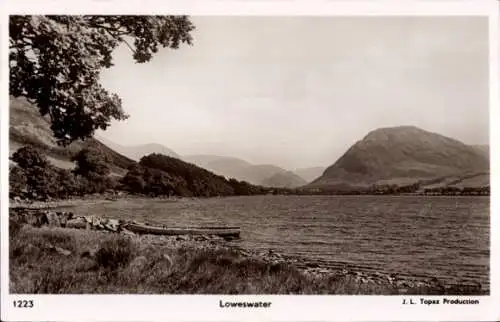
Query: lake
[[58, 195, 490, 289]]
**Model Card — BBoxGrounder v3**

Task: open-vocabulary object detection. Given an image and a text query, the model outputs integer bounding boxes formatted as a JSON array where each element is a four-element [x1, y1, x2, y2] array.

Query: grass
[[9, 226, 484, 295]]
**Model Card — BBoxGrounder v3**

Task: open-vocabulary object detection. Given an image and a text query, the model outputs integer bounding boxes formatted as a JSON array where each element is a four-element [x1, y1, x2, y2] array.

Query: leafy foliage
[[9, 166, 28, 198], [120, 164, 146, 193], [9, 15, 195, 144], [11, 145, 49, 169], [72, 147, 110, 177]]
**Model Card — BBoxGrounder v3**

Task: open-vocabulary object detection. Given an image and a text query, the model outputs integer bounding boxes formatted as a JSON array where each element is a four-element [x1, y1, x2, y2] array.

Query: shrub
[[95, 236, 136, 270], [11, 145, 48, 169], [9, 165, 28, 198], [72, 147, 110, 177], [9, 218, 22, 238]]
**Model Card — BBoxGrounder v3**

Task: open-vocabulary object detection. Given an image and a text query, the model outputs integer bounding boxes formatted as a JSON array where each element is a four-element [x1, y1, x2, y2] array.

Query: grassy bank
[[9, 223, 483, 295]]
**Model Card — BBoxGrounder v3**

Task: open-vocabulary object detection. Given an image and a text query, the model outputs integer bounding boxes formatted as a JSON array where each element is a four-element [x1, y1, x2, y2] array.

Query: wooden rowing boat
[[122, 223, 241, 238]]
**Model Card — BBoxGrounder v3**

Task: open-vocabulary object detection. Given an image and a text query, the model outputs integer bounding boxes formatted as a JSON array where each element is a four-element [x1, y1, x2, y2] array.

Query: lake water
[[59, 195, 490, 289]]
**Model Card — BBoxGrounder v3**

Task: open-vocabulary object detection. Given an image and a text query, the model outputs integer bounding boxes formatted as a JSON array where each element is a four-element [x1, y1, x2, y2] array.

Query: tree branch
[[120, 37, 136, 54], [98, 27, 136, 55]]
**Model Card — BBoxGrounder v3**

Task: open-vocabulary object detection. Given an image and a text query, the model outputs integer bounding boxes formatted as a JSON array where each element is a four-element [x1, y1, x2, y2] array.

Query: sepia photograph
[[1, 2, 498, 320]]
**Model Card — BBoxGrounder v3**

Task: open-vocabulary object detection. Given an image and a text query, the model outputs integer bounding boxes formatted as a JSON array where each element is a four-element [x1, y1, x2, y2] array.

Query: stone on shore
[[67, 217, 87, 229], [103, 219, 120, 232], [44, 211, 61, 227]]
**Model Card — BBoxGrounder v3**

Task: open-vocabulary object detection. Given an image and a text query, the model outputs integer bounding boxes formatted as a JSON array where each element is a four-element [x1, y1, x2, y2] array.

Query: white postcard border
[[1, 1, 499, 321]]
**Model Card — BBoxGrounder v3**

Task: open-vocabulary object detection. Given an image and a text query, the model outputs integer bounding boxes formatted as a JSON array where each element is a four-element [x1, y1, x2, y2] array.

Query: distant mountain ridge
[[309, 126, 489, 190], [13, 97, 487, 193], [9, 96, 268, 198], [96, 136, 181, 161], [261, 171, 308, 188], [184, 155, 307, 188]]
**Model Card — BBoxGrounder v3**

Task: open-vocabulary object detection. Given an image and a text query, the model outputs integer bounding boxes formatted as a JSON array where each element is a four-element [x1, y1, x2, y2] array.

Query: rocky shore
[[132, 233, 484, 294]]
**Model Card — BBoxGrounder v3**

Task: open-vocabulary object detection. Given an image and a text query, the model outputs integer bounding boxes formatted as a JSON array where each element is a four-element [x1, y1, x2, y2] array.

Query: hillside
[[470, 144, 489, 159], [261, 171, 308, 188], [183, 155, 253, 179], [309, 126, 489, 190], [294, 166, 326, 183], [96, 136, 181, 161], [135, 153, 267, 197], [9, 97, 135, 176], [185, 155, 306, 188], [9, 96, 269, 198]]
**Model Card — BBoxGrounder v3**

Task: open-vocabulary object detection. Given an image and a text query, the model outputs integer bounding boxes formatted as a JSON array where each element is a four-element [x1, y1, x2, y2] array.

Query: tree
[[121, 164, 146, 193], [9, 165, 28, 198], [72, 147, 110, 177], [10, 15, 195, 145], [11, 145, 48, 169]]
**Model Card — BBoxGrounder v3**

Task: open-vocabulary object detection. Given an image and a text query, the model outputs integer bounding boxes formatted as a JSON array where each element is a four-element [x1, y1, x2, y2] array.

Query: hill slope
[[96, 136, 181, 161], [183, 155, 253, 178], [470, 144, 489, 159], [184, 155, 306, 188], [294, 166, 327, 183], [309, 126, 489, 190], [261, 171, 308, 188], [10, 96, 270, 198], [135, 153, 267, 197], [9, 96, 135, 176]]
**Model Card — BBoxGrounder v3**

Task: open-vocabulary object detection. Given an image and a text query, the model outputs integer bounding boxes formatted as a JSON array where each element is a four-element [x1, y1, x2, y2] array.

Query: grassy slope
[[9, 96, 136, 176]]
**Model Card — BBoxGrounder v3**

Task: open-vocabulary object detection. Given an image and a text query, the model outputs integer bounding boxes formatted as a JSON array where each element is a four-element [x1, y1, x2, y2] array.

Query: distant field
[[374, 177, 425, 186], [448, 174, 490, 188]]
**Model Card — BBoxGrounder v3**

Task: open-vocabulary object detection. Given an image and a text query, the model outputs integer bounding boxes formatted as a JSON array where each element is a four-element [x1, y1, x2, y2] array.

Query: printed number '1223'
[[13, 300, 34, 308]]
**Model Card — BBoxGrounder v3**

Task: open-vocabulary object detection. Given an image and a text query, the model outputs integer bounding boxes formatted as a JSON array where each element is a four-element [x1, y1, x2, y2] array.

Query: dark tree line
[[120, 153, 268, 197]]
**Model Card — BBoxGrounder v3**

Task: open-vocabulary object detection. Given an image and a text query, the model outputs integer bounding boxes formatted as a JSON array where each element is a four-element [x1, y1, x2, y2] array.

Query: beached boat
[[122, 223, 241, 238]]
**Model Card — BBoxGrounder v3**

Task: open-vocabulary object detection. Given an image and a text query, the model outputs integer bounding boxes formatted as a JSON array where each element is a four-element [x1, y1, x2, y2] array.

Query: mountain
[[9, 96, 269, 198], [183, 155, 253, 177], [309, 126, 489, 190], [294, 166, 327, 183], [184, 155, 306, 188], [9, 96, 135, 176], [96, 136, 180, 161], [239, 164, 289, 185], [261, 171, 308, 188], [470, 144, 489, 159]]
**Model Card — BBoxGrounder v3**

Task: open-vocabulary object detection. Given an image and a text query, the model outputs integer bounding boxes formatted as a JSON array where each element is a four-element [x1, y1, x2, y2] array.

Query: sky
[[97, 16, 489, 170]]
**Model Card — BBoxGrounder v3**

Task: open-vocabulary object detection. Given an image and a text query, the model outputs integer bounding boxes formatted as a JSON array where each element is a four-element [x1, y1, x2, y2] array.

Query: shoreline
[[9, 207, 486, 295], [10, 225, 486, 295]]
